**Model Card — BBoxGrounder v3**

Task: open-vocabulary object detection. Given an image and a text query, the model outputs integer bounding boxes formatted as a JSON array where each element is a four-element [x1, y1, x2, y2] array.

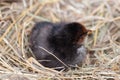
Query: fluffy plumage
[[30, 21, 89, 70]]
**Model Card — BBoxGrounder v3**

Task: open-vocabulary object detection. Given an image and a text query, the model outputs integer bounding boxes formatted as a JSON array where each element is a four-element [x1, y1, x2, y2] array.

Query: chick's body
[[30, 22, 88, 70]]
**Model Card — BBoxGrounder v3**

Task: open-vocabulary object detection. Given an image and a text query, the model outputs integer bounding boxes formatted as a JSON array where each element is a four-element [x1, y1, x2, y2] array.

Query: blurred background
[[0, 0, 120, 80]]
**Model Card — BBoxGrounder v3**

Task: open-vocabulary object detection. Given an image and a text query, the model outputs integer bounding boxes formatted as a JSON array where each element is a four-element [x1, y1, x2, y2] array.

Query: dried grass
[[0, 0, 120, 80]]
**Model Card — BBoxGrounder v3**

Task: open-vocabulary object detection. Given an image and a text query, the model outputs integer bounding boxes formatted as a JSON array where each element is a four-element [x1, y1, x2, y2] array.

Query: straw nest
[[0, 0, 120, 80]]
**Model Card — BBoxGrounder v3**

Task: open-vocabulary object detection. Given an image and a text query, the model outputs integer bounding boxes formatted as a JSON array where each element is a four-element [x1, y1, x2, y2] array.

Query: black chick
[[30, 21, 89, 70]]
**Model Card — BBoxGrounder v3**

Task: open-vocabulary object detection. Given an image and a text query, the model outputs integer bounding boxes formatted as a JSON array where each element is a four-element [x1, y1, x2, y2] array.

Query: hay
[[0, 0, 120, 80]]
